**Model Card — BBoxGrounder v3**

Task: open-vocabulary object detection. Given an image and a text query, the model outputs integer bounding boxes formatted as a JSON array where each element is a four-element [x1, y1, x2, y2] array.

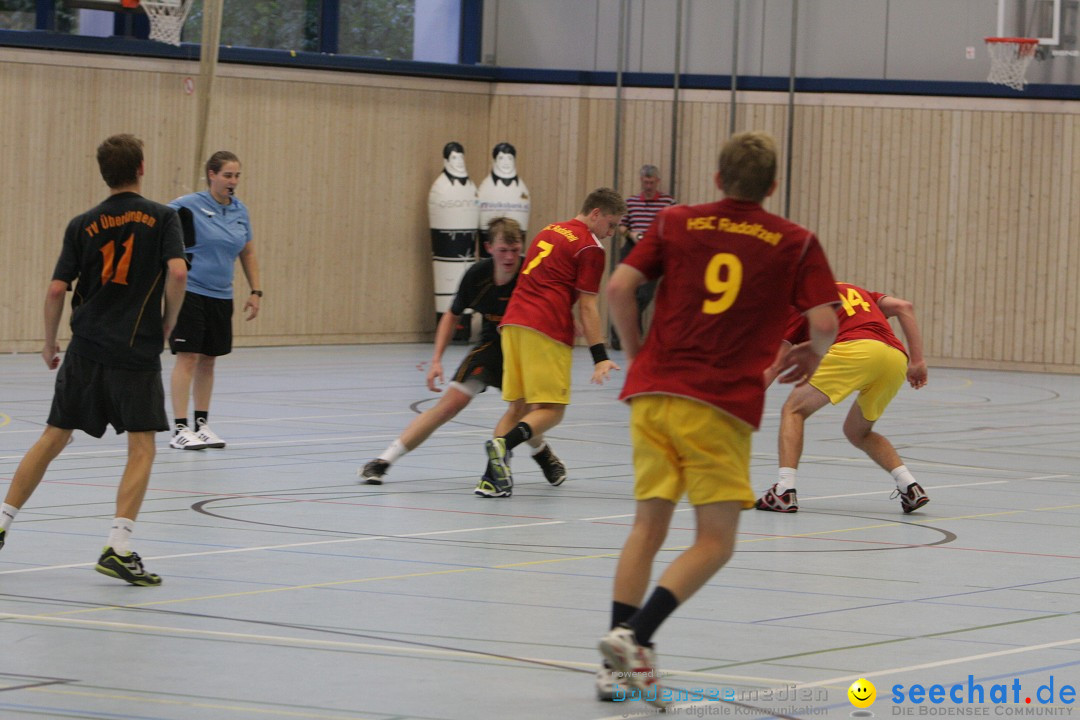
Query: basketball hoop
[[138, 0, 192, 47], [985, 37, 1039, 90]]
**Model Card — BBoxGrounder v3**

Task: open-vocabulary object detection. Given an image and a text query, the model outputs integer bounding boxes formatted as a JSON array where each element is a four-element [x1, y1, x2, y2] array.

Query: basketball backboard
[[996, 0, 1069, 45]]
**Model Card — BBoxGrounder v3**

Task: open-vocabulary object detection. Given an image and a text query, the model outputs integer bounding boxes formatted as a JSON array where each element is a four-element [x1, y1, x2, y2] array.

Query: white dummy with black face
[[478, 144, 530, 243], [429, 144, 479, 313]]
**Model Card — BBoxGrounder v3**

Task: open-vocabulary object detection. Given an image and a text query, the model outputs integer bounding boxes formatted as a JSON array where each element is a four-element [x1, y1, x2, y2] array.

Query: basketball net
[[140, 0, 193, 47], [985, 37, 1039, 91]]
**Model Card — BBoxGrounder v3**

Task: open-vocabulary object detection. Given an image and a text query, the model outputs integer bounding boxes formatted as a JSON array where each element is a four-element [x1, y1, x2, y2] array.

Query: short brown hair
[[486, 217, 524, 245], [205, 150, 240, 183], [96, 134, 144, 189], [580, 187, 627, 216], [718, 131, 777, 203]]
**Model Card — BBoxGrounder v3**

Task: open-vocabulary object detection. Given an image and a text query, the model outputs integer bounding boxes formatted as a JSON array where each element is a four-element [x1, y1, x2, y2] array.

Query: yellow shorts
[[629, 395, 755, 508], [500, 325, 572, 405], [809, 340, 908, 422]]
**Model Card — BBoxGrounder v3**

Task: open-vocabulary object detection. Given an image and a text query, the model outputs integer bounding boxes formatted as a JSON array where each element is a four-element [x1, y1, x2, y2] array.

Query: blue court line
[[755, 576, 1080, 624]]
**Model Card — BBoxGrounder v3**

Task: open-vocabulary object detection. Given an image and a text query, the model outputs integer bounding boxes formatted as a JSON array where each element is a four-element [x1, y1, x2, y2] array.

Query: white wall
[[483, 0, 1079, 85]]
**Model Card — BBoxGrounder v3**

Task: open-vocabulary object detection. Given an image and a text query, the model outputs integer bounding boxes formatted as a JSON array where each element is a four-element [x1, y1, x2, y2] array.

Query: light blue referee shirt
[[169, 190, 252, 299]]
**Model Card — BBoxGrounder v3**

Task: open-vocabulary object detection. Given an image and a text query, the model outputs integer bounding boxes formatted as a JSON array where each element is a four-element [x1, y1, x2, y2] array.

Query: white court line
[[595, 637, 1080, 720], [794, 635, 1080, 690], [807, 480, 1009, 502], [0, 519, 565, 575], [0, 611, 799, 687], [0, 474, 1062, 575], [0, 419, 631, 460], [578, 477, 1047, 522]]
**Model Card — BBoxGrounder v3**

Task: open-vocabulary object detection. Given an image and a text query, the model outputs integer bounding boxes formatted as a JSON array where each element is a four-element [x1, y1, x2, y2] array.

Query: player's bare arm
[[606, 264, 647, 361], [239, 241, 261, 320], [777, 304, 837, 386], [878, 296, 928, 389], [578, 291, 620, 383], [163, 258, 188, 340], [41, 279, 67, 370], [763, 340, 793, 387], [426, 310, 461, 392]]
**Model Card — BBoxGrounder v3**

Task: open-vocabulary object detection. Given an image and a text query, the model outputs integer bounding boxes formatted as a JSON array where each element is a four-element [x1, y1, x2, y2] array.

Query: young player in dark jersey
[[360, 218, 566, 488], [756, 281, 929, 514], [0, 134, 187, 586], [597, 132, 839, 704]]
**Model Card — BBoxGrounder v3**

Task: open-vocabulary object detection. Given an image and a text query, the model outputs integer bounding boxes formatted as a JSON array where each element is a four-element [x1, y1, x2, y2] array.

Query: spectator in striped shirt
[[617, 165, 676, 333]]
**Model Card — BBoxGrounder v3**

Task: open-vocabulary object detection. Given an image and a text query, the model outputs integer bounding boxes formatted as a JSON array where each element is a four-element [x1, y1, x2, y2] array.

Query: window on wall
[[0, 0, 35, 29], [339, 0, 414, 60], [183, 0, 319, 52], [10, 0, 466, 65], [1, 0, 76, 31]]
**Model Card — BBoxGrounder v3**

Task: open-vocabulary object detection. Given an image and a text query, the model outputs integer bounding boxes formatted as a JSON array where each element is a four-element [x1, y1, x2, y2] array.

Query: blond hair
[[718, 131, 777, 203]]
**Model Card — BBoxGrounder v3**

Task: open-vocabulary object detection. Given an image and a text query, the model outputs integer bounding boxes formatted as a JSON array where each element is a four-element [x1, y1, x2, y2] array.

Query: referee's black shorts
[[47, 352, 169, 438], [169, 291, 234, 356]]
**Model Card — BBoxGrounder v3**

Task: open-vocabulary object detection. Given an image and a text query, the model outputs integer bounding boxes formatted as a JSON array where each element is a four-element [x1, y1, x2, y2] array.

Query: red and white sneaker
[[595, 662, 629, 701], [755, 483, 799, 513], [892, 482, 930, 513], [598, 626, 666, 707]]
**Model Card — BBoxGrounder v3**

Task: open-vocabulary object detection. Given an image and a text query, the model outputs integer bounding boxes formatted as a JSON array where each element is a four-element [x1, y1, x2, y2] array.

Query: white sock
[[107, 517, 135, 556], [529, 441, 548, 456], [776, 467, 797, 493], [379, 438, 408, 465], [0, 503, 19, 532], [890, 465, 917, 491]]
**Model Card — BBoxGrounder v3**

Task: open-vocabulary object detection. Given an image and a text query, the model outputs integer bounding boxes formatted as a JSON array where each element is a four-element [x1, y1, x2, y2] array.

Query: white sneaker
[[595, 664, 629, 701], [598, 626, 666, 707], [169, 425, 208, 450], [194, 421, 226, 449]]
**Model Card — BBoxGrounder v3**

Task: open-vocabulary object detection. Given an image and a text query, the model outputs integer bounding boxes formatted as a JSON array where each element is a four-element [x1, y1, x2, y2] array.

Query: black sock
[[503, 422, 533, 451], [194, 411, 208, 428], [175, 418, 188, 432], [628, 586, 679, 646], [612, 601, 638, 630]]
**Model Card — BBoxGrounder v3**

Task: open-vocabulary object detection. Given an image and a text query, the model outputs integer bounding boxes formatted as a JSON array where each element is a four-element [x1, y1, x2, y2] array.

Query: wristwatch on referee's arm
[[250, 290, 263, 297]]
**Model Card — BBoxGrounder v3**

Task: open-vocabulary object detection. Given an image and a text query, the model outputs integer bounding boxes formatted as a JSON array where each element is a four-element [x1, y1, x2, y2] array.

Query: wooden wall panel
[[0, 49, 490, 352], [2, 48, 1079, 373]]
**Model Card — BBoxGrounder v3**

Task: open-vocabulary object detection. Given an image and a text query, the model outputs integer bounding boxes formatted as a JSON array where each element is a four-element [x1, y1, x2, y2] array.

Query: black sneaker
[[533, 445, 568, 486], [95, 547, 162, 586], [0, 528, 6, 551], [892, 482, 930, 513], [359, 459, 389, 485]]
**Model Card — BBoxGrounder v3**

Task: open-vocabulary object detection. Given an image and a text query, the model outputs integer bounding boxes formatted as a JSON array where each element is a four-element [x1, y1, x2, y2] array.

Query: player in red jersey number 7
[[476, 188, 626, 498]]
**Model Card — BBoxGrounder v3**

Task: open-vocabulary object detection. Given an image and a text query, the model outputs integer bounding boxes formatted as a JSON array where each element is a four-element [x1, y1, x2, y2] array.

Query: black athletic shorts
[[169, 291, 234, 356], [452, 339, 503, 390], [47, 352, 169, 437]]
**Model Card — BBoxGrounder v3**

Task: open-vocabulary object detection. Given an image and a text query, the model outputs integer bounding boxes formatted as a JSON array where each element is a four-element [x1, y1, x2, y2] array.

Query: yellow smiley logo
[[848, 678, 876, 708]]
